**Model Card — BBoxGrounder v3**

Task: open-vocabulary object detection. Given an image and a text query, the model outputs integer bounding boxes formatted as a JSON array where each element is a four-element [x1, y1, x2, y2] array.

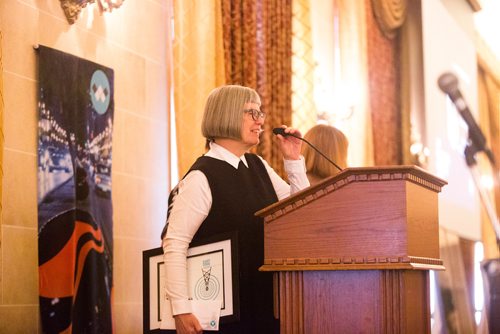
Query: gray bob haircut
[[202, 85, 261, 142]]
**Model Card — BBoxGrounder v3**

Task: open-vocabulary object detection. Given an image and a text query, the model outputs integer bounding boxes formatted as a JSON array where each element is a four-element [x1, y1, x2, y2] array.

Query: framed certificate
[[142, 233, 239, 333]]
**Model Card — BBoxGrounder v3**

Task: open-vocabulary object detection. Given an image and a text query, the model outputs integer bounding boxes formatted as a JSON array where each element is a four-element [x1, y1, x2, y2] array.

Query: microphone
[[272, 127, 288, 137], [437, 72, 495, 164], [272, 127, 343, 172]]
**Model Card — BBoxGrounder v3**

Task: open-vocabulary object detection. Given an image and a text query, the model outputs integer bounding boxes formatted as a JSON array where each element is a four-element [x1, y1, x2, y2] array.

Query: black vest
[[188, 154, 279, 333]]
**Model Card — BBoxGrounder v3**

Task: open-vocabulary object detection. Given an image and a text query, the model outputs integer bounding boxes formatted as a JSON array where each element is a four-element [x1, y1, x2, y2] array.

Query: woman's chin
[[243, 138, 259, 148]]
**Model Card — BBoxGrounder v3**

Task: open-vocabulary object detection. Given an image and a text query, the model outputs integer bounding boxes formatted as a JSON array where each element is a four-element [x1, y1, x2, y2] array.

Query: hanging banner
[[37, 45, 114, 334]]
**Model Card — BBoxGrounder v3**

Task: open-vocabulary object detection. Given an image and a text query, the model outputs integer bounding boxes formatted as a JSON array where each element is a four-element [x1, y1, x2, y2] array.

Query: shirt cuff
[[171, 299, 193, 315], [283, 155, 306, 173]]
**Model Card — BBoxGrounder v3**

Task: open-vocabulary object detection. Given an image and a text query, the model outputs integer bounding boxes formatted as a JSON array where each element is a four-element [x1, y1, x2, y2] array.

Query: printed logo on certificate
[[187, 239, 233, 313]]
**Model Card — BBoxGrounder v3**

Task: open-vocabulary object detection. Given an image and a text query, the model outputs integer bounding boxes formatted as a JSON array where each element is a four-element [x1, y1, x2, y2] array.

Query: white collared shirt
[[162, 142, 309, 315]]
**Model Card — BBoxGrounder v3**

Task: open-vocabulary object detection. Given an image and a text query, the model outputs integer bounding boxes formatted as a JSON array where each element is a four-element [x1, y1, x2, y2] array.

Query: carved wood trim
[[381, 270, 407, 333], [380, 270, 431, 333], [278, 272, 304, 333], [260, 255, 444, 271]]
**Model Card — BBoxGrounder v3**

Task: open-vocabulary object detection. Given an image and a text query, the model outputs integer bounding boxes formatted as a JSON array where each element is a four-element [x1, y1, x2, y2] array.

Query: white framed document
[[142, 232, 239, 333]]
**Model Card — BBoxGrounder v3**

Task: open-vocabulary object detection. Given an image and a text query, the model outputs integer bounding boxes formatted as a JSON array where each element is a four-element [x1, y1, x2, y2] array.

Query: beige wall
[[0, 0, 170, 333]]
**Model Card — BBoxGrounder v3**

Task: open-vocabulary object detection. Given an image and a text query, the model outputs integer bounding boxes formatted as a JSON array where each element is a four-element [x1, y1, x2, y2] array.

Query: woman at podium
[[161, 85, 310, 333]]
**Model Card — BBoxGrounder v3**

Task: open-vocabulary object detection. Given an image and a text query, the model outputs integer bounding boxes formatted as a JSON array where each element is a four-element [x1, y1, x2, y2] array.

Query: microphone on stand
[[272, 127, 343, 172], [438, 72, 500, 245], [437, 72, 495, 165]]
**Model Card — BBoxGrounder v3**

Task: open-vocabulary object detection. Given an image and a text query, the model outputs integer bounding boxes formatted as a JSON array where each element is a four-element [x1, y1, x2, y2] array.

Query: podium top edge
[[340, 165, 447, 185], [256, 165, 447, 217]]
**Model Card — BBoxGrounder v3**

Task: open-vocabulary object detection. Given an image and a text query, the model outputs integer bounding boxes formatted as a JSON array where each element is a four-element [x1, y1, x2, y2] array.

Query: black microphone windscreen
[[438, 72, 459, 94], [272, 128, 287, 136]]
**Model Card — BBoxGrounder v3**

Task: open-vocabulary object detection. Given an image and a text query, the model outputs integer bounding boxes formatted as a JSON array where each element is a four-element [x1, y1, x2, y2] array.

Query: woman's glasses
[[244, 108, 266, 121]]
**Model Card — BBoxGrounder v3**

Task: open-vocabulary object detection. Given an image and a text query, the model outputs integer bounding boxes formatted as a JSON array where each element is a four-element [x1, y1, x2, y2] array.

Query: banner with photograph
[[37, 46, 114, 334]]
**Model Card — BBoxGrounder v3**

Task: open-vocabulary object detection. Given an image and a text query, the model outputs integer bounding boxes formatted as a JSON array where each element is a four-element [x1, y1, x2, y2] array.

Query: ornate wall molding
[[466, 0, 482, 12], [371, 0, 407, 39], [60, 0, 125, 25]]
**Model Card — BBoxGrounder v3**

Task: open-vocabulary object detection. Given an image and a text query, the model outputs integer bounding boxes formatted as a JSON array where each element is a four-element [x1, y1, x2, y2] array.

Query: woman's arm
[[260, 156, 310, 200], [162, 170, 211, 320]]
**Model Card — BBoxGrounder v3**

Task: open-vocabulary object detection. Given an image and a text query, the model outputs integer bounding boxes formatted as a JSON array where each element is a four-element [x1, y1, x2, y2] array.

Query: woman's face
[[240, 102, 264, 149]]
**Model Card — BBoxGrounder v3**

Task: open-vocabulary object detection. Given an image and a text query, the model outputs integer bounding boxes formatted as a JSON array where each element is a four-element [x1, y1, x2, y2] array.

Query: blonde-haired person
[[301, 124, 348, 185], [161, 85, 310, 334]]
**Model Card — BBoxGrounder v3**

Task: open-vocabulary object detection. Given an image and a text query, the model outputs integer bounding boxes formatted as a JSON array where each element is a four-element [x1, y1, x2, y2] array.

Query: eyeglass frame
[[243, 108, 266, 121]]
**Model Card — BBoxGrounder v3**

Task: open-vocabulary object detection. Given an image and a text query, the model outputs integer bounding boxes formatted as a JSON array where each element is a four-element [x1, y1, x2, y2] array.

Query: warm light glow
[[430, 270, 437, 328], [86, 3, 95, 29], [480, 174, 494, 190], [410, 142, 423, 155], [474, 0, 500, 60], [474, 242, 484, 325]]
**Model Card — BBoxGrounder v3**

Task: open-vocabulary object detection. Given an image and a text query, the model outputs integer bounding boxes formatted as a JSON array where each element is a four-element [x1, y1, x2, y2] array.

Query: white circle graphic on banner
[[90, 70, 110, 115]]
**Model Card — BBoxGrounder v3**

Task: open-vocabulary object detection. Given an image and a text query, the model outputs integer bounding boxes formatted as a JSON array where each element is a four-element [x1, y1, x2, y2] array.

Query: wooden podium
[[256, 166, 447, 334]]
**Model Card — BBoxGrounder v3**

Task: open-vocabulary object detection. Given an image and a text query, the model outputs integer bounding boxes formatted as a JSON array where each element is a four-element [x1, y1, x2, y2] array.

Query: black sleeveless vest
[[188, 153, 280, 333]]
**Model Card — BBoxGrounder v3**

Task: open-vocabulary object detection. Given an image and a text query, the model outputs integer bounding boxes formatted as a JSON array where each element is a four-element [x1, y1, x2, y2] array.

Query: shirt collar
[[205, 142, 249, 169]]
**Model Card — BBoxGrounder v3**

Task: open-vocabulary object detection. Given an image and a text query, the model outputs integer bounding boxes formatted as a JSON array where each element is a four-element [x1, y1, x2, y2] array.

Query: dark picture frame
[[142, 232, 239, 333]]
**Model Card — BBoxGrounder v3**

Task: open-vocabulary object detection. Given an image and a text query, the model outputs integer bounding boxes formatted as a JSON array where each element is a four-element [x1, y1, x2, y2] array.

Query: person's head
[[202, 85, 264, 149], [302, 124, 348, 181]]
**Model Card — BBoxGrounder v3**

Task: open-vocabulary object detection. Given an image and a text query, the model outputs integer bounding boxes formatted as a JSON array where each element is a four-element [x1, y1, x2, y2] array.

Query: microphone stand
[[466, 140, 500, 334], [278, 131, 343, 172], [463, 137, 500, 250], [300, 137, 343, 172]]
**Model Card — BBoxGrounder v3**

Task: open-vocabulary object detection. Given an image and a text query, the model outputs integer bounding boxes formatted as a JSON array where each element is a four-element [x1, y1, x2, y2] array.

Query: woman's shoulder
[[244, 153, 270, 172], [190, 155, 236, 174], [244, 152, 265, 164]]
